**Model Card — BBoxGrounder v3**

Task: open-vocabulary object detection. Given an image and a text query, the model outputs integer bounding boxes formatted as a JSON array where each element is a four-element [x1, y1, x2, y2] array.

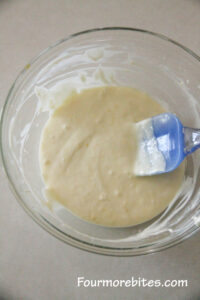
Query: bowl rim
[[1, 26, 200, 256]]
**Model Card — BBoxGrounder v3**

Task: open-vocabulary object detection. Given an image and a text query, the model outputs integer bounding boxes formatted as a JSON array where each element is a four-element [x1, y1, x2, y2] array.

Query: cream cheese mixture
[[39, 86, 184, 227]]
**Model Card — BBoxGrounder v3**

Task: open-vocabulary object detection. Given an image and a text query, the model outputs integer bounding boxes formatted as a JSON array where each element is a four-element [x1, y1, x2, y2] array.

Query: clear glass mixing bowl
[[1, 27, 200, 256]]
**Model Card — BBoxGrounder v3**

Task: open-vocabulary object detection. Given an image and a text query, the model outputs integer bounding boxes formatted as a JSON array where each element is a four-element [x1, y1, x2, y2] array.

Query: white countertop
[[0, 1, 200, 299]]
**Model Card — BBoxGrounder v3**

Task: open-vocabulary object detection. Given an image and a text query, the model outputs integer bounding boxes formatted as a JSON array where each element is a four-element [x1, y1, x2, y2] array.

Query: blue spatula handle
[[184, 127, 200, 155]]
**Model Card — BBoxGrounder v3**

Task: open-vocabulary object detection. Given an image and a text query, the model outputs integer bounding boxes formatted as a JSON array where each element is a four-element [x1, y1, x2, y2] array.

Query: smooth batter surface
[[40, 86, 184, 227]]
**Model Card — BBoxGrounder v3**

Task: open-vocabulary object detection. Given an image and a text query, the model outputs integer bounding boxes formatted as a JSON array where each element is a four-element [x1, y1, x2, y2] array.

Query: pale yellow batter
[[40, 86, 184, 227]]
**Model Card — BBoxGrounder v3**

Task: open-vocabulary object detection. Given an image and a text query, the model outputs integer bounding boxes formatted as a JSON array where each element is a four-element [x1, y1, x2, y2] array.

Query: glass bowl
[[1, 27, 200, 256]]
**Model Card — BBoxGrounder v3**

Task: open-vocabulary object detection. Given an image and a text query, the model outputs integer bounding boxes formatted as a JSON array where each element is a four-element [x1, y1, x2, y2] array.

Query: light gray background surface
[[0, 0, 200, 299]]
